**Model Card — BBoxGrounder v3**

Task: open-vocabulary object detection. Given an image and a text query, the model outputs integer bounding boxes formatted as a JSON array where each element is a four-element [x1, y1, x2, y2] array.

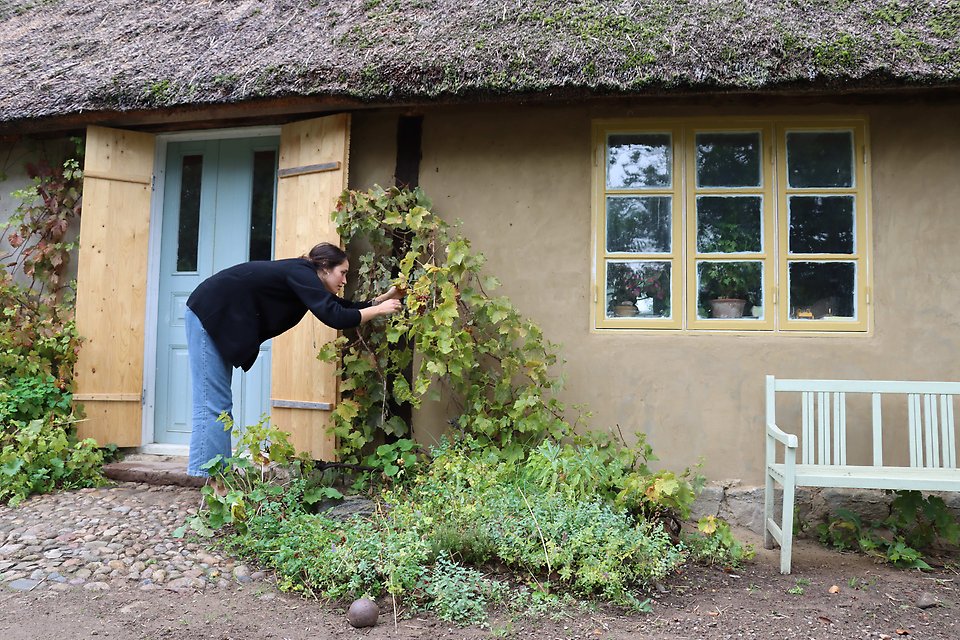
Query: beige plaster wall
[[348, 100, 960, 485]]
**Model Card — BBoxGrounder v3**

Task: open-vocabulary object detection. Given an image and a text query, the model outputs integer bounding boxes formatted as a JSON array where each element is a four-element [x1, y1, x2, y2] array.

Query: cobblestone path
[[0, 483, 265, 594]]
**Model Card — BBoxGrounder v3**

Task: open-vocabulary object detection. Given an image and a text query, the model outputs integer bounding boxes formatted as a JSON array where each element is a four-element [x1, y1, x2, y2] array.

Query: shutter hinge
[[142, 389, 146, 406], [151, 175, 156, 192]]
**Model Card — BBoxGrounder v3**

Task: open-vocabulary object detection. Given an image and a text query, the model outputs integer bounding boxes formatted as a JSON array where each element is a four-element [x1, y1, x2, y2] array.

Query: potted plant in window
[[609, 267, 669, 317], [699, 262, 758, 318]]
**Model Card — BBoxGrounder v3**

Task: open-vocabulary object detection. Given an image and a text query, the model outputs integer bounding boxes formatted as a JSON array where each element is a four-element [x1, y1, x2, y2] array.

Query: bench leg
[[779, 476, 796, 574], [763, 469, 774, 550]]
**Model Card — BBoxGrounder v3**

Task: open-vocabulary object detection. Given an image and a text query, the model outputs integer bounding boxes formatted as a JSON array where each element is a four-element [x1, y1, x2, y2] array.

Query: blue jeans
[[185, 308, 234, 476]]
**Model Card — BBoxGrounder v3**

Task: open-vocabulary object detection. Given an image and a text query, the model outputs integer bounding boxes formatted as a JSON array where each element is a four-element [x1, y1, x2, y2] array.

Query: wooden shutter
[[271, 114, 350, 460], [74, 126, 156, 446]]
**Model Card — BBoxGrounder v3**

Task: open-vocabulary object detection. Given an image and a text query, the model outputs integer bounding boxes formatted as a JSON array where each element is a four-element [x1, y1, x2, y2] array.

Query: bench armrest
[[766, 422, 798, 449]]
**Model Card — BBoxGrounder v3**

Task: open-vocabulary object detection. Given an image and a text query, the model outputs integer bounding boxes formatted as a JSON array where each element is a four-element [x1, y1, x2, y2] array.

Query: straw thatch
[[0, 0, 957, 127]]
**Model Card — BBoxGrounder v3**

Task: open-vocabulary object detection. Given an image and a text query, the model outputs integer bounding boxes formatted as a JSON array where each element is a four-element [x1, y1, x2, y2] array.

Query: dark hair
[[303, 242, 348, 272]]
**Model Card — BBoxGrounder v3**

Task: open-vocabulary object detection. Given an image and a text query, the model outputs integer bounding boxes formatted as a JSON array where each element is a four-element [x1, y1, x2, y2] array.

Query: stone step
[[103, 456, 204, 488]]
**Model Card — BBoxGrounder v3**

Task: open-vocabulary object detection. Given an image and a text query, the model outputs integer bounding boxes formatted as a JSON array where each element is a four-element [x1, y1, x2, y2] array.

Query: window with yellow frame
[[593, 118, 870, 332]]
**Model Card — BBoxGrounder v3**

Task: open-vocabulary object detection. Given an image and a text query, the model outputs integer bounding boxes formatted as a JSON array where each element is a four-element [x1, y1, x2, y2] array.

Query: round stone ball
[[346, 598, 379, 628]]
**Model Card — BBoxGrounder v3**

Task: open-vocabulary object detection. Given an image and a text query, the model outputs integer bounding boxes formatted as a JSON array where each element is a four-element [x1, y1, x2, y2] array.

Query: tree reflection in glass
[[697, 196, 762, 253], [788, 196, 854, 254], [696, 132, 761, 188], [606, 196, 671, 253], [787, 132, 853, 188], [607, 134, 671, 189]]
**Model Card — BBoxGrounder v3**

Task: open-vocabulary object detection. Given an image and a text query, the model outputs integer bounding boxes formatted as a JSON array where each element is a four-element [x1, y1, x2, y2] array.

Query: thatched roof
[[0, 0, 957, 128]]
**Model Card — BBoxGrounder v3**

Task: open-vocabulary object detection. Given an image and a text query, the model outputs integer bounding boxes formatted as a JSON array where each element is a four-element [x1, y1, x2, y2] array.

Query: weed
[[787, 578, 809, 595]]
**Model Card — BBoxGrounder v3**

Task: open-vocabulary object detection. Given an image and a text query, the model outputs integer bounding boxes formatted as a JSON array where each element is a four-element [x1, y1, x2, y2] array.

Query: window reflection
[[176, 155, 203, 272], [606, 196, 671, 253], [249, 150, 277, 262], [696, 132, 761, 188], [788, 196, 855, 254], [697, 196, 762, 253], [607, 133, 671, 189], [786, 131, 853, 188], [789, 262, 855, 319]]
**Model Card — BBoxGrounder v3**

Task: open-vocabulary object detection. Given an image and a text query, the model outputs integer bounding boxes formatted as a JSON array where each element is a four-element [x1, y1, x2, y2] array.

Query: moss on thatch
[[0, 0, 957, 124]]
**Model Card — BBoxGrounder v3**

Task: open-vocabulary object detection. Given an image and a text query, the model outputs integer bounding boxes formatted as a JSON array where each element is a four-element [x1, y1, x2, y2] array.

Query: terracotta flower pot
[[709, 298, 747, 318]]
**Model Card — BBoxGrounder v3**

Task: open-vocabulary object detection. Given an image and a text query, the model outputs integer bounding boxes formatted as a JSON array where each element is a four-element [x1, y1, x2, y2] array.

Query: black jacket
[[186, 258, 369, 371]]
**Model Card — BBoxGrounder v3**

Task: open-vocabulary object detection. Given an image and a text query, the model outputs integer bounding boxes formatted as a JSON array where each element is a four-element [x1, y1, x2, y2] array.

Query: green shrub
[[0, 146, 103, 505], [0, 419, 105, 506], [815, 491, 960, 569], [683, 515, 755, 568]]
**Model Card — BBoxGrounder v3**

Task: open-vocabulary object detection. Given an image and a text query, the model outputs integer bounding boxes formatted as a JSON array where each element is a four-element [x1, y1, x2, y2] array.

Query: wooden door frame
[[140, 126, 282, 455]]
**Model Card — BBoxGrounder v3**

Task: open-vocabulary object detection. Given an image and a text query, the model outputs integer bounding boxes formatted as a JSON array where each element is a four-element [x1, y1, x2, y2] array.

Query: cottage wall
[[351, 101, 960, 485]]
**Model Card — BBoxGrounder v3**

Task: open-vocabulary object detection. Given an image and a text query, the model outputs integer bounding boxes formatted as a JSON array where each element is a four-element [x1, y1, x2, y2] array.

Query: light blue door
[[154, 137, 279, 445]]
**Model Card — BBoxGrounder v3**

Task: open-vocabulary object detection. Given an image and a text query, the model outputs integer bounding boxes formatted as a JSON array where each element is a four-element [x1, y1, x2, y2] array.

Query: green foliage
[[815, 491, 960, 569], [201, 434, 687, 620], [363, 437, 420, 482], [0, 418, 105, 506], [174, 414, 305, 538], [384, 439, 684, 610], [0, 140, 101, 505], [421, 554, 508, 625], [326, 186, 568, 465], [683, 515, 755, 568], [521, 433, 705, 525]]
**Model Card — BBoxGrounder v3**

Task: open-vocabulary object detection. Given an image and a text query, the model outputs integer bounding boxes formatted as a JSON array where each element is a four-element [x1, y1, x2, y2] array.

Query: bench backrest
[[766, 376, 960, 469]]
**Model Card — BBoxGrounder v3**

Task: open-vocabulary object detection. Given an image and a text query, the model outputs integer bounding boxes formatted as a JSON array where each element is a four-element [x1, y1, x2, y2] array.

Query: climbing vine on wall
[[321, 186, 570, 465]]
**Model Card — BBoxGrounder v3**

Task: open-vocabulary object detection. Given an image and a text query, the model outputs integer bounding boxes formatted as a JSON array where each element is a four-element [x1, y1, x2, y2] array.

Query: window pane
[[176, 155, 203, 272], [789, 262, 855, 319], [606, 261, 671, 319], [697, 261, 763, 319], [696, 132, 761, 188], [249, 150, 277, 261], [606, 196, 671, 253], [789, 196, 854, 254], [607, 134, 671, 189], [697, 196, 762, 253], [786, 131, 853, 188]]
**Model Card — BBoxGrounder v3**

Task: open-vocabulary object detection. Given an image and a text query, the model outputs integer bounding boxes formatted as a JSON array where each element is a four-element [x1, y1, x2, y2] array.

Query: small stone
[[83, 581, 110, 591], [917, 592, 939, 609], [251, 571, 266, 581], [167, 577, 194, 590], [42, 549, 63, 560], [7, 578, 40, 591]]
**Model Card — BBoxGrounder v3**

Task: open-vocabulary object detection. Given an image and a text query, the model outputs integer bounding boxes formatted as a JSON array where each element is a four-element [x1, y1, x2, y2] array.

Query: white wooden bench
[[764, 375, 960, 573]]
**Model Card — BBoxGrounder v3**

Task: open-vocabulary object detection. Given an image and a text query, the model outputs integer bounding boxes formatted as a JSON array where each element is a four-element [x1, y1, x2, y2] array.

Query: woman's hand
[[359, 298, 402, 324], [376, 285, 406, 303], [377, 299, 402, 315]]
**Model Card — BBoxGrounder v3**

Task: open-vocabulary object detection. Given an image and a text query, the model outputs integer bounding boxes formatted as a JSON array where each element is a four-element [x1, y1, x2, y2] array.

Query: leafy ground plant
[[0, 141, 105, 505], [816, 490, 960, 569]]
